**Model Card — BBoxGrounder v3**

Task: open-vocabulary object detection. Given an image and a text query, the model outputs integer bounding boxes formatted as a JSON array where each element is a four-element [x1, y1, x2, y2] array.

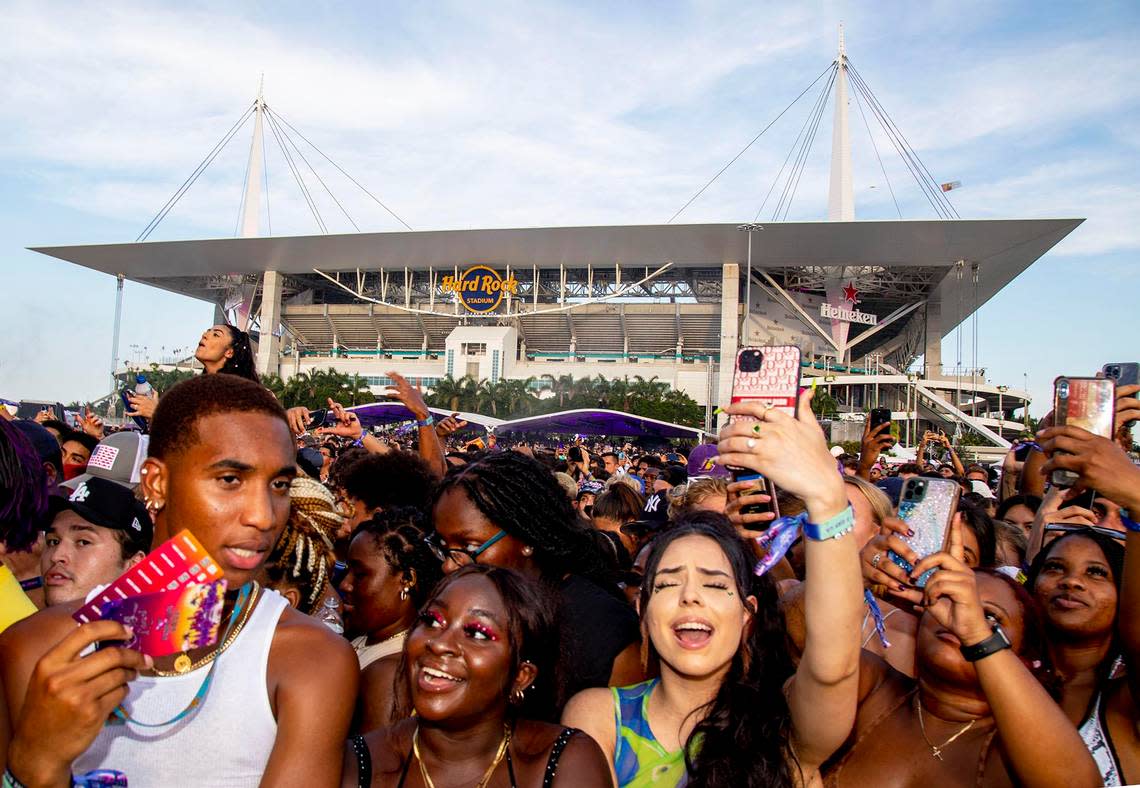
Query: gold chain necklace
[[915, 693, 976, 760], [151, 583, 261, 677], [412, 723, 510, 788]]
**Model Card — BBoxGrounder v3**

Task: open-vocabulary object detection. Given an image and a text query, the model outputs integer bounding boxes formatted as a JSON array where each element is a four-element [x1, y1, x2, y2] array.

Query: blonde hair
[[264, 477, 342, 614], [552, 472, 579, 500], [843, 475, 893, 526], [667, 477, 729, 519]]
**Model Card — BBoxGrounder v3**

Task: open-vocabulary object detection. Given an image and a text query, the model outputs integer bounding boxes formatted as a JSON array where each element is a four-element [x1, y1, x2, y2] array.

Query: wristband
[[802, 504, 855, 541], [351, 437, 364, 447], [416, 415, 435, 427], [1122, 510, 1140, 533], [2, 768, 27, 788]]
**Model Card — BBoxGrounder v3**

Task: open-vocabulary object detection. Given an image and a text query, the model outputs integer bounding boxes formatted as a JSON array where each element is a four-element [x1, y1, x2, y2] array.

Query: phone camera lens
[[1057, 380, 1070, 398]]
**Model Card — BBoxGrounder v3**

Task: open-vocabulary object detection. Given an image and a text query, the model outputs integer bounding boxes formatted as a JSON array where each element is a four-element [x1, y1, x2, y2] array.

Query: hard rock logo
[[442, 265, 519, 313]]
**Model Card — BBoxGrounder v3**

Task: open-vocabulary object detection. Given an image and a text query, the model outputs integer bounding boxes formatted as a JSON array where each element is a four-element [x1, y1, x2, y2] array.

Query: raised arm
[[856, 420, 894, 481], [384, 372, 447, 478], [913, 528, 1099, 788], [718, 389, 862, 771]]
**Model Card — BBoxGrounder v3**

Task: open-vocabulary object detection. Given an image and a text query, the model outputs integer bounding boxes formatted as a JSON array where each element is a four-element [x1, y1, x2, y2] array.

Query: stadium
[[31, 33, 1082, 454]]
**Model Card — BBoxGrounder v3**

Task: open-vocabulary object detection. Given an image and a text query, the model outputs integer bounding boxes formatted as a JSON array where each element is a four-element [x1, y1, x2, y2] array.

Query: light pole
[[1023, 372, 1030, 429], [737, 224, 763, 343], [997, 385, 1008, 440]]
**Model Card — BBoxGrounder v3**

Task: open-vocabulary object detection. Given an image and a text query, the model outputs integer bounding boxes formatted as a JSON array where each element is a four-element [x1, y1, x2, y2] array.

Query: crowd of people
[[0, 322, 1137, 786]]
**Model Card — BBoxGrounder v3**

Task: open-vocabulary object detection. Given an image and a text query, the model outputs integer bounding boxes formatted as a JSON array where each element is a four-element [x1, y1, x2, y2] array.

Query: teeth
[[675, 623, 712, 632], [230, 548, 258, 558], [423, 667, 462, 682]]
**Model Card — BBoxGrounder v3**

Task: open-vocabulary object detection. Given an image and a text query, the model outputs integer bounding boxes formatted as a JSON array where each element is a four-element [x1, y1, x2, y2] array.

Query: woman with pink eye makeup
[[343, 565, 611, 787]]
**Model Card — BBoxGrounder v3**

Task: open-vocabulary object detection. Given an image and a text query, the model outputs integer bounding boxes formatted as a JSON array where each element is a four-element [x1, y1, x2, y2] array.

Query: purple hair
[[0, 419, 48, 552]]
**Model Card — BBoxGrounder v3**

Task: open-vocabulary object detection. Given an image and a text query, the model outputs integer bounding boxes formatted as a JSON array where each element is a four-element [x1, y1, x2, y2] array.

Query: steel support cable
[[752, 65, 837, 220], [267, 108, 414, 231], [265, 107, 327, 233], [848, 71, 947, 219], [846, 62, 951, 216], [264, 108, 360, 231], [760, 64, 835, 221], [771, 67, 833, 221], [846, 67, 948, 219], [848, 63, 958, 218], [263, 120, 272, 236], [775, 65, 836, 221], [137, 103, 256, 241], [666, 62, 837, 224], [234, 128, 254, 236], [851, 81, 902, 218]]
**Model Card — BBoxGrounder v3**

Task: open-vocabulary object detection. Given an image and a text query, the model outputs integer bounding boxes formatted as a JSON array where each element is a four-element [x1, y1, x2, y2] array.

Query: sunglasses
[[1044, 523, 1126, 542], [423, 530, 507, 566]]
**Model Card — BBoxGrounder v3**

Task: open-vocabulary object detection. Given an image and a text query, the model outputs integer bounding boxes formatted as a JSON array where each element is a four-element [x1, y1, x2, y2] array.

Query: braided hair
[[215, 324, 259, 382], [264, 477, 341, 614], [353, 507, 443, 609], [433, 451, 616, 589]]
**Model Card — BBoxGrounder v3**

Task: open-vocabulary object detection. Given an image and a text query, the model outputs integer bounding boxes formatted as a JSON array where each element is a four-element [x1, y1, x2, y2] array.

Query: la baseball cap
[[686, 443, 729, 479], [48, 477, 153, 552], [61, 432, 150, 492]]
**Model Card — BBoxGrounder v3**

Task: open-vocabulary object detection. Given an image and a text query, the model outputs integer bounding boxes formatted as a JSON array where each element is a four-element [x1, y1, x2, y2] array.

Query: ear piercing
[[521, 545, 534, 556]]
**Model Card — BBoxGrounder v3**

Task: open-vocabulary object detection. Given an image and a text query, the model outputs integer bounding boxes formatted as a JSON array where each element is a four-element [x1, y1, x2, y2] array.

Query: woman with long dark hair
[[428, 450, 642, 698], [564, 389, 865, 786], [125, 324, 260, 420], [344, 565, 611, 787], [1031, 423, 1140, 785]]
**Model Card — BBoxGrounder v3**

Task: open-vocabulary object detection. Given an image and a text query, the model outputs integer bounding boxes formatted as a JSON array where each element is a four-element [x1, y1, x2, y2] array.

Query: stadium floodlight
[[737, 224, 764, 338]]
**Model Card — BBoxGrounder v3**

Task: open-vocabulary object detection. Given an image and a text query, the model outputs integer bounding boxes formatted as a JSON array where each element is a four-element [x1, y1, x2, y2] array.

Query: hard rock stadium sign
[[441, 265, 519, 314]]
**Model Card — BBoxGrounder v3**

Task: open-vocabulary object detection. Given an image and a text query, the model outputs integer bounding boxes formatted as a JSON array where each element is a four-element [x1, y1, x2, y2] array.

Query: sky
[[1, 0, 1137, 413]]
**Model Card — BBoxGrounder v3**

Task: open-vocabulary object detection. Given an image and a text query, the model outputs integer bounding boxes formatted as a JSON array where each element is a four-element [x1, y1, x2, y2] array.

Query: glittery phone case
[[1053, 377, 1115, 486], [888, 478, 959, 587]]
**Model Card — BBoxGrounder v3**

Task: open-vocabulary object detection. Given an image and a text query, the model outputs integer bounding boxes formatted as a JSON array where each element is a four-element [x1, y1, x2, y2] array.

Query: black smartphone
[[306, 408, 330, 429], [1059, 488, 1096, 512], [1103, 362, 1139, 388], [869, 407, 892, 432]]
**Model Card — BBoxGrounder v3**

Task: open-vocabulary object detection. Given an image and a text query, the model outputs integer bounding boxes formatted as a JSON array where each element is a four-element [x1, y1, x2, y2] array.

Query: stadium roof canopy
[[31, 219, 1077, 310], [495, 408, 711, 439]]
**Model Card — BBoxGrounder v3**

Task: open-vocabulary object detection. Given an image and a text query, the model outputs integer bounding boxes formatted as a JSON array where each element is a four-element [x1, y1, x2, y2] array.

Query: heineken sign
[[820, 282, 878, 326]]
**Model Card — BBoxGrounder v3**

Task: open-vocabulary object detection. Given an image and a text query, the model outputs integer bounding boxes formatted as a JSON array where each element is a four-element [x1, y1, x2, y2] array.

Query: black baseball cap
[[48, 477, 153, 552]]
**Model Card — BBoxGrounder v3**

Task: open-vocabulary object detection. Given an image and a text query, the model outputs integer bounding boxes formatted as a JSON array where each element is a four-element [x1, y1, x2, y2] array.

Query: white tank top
[[73, 588, 289, 787]]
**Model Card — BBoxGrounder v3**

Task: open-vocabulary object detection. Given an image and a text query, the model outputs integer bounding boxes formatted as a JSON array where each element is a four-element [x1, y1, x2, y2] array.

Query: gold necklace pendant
[[173, 653, 193, 674]]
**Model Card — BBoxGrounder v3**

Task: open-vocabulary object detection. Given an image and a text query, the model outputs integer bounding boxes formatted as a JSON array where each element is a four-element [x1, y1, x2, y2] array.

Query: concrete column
[[255, 271, 283, 376], [924, 300, 943, 379], [716, 263, 740, 429]]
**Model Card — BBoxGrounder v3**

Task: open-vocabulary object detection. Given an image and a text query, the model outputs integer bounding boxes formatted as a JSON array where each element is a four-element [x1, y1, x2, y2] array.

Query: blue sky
[[1, 1, 1137, 412]]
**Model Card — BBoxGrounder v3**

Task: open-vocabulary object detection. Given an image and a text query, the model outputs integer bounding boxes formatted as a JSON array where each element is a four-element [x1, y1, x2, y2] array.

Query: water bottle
[[317, 594, 344, 634], [134, 375, 153, 397]]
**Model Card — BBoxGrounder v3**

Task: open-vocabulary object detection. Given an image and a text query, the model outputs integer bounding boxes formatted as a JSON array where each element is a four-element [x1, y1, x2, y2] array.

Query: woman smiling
[[345, 565, 611, 787]]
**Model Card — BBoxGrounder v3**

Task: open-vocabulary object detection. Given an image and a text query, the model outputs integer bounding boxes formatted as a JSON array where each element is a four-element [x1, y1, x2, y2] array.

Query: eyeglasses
[[424, 530, 507, 566], [1044, 523, 1126, 542]]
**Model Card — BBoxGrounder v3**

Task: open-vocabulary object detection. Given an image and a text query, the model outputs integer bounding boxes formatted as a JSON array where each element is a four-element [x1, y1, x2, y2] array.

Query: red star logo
[[842, 282, 859, 304]]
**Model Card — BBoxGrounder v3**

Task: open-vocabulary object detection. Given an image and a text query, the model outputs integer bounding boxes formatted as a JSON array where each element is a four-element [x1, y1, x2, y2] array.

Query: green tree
[[810, 389, 840, 419], [426, 375, 467, 412]]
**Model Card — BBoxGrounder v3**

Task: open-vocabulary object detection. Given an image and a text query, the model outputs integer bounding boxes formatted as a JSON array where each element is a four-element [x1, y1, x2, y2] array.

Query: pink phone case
[[730, 345, 802, 418]]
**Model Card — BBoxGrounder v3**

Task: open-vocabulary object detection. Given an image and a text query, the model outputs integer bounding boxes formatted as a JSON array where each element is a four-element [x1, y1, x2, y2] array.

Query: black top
[[558, 574, 640, 697]]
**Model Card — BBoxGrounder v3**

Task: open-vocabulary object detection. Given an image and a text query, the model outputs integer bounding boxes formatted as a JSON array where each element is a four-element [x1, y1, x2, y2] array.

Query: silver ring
[[870, 552, 883, 568]]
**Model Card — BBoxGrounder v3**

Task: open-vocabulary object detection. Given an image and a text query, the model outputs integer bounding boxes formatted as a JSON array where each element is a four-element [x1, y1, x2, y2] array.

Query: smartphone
[[1052, 377, 1116, 487], [1060, 488, 1097, 512], [16, 400, 65, 421], [728, 345, 802, 518], [306, 408, 330, 429], [1103, 362, 1139, 388], [870, 407, 892, 433], [887, 477, 960, 587], [118, 389, 150, 433], [99, 580, 227, 658]]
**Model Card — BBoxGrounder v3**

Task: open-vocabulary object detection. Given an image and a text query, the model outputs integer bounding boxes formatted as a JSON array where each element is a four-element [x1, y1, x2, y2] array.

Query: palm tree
[[426, 375, 466, 412]]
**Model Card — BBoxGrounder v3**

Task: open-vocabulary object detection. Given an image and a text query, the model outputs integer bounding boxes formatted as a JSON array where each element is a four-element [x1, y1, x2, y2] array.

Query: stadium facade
[[32, 33, 1082, 450]]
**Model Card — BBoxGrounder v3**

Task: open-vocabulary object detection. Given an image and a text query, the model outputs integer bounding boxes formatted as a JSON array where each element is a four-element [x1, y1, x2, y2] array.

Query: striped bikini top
[[611, 680, 690, 788]]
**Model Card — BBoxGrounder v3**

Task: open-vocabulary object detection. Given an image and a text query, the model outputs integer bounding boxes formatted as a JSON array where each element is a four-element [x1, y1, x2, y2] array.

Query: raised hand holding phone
[[911, 519, 993, 648], [886, 477, 959, 587]]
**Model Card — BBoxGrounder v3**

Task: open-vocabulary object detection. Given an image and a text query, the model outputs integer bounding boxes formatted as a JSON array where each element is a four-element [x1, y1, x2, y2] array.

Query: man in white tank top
[[1, 375, 359, 787]]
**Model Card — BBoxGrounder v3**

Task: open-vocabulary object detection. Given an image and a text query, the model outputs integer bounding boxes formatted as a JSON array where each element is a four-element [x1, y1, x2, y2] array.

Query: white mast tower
[[824, 24, 856, 362]]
